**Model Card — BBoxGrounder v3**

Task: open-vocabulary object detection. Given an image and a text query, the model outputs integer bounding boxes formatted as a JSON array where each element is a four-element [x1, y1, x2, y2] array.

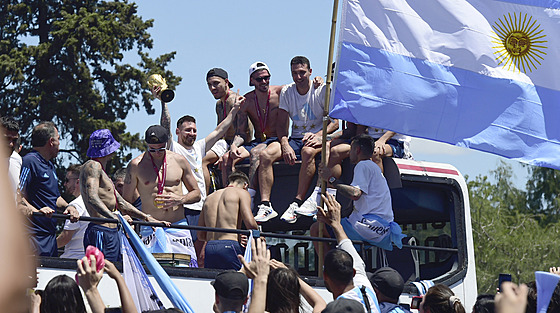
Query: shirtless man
[[204, 68, 252, 192], [81, 129, 167, 262], [157, 86, 244, 244], [222, 62, 284, 209], [123, 125, 201, 265], [197, 171, 258, 270]]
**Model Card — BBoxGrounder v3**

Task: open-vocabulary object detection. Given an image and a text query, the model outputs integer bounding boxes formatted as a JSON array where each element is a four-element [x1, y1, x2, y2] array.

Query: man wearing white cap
[[80, 129, 168, 262], [222, 61, 284, 222]]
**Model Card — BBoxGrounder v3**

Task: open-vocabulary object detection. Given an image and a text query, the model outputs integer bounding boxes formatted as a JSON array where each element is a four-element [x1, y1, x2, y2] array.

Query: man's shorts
[[210, 139, 230, 158], [140, 219, 198, 267], [243, 137, 278, 153], [204, 240, 244, 270], [288, 137, 304, 156], [83, 223, 121, 262], [184, 208, 200, 243], [30, 233, 57, 257], [380, 139, 405, 159]]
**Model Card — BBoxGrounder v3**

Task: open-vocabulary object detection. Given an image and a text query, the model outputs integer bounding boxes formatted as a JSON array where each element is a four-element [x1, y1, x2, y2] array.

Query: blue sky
[[123, 0, 529, 189]]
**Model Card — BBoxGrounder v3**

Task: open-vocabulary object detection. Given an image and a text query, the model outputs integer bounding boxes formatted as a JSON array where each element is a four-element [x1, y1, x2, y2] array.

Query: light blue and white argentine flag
[[331, 0, 560, 169]]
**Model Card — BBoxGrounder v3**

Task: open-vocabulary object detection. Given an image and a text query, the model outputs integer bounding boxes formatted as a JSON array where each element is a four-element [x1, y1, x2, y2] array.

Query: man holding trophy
[[151, 74, 246, 245]]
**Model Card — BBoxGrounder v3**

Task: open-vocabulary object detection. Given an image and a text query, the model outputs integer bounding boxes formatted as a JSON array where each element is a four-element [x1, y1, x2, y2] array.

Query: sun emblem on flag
[[491, 12, 547, 73]]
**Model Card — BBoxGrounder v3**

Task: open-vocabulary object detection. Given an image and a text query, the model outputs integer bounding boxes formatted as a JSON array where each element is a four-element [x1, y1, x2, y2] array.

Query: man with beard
[[205, 68, 252, 191], [157, 86, 245, 242]]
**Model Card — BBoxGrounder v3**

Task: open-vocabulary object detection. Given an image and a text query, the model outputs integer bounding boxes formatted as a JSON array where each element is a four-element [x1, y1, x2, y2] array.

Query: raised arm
[[155, 86, 174, 148], [204, 92, 244, 152]]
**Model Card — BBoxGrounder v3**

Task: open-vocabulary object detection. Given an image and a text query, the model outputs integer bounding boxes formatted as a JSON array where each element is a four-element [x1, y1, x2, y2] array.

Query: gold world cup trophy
[[147, 74, 175, 103]]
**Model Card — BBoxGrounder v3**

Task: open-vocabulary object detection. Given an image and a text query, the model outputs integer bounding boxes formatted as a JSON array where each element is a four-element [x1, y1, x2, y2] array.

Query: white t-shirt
[[279, 82, 326, 138], [60, 195, 90, 259], [8, 151, 22, 194], [350, 160, 393, 222], [169, 139, 206, 211]]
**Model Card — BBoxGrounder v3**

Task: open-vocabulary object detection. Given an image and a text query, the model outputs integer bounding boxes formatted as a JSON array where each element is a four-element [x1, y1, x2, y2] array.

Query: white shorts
[[210, 139, 229, 157]]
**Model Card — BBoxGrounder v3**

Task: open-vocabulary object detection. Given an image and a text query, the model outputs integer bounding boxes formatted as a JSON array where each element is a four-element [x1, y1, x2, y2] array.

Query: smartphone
[[498, 273, 512, 292], [411, 296, 423, 309]]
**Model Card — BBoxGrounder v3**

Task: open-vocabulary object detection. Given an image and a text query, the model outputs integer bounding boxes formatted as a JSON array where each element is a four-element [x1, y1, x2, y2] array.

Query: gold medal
[[261, 133, 267, 141]]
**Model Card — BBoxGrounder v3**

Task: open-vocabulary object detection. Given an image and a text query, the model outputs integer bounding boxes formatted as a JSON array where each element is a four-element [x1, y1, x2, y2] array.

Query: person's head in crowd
[[143, 309, 184, 313], [323, 248, 355, 297], [64, 164, 82, 198], [176, 115, 197, 148], [112, 168, 127, 196], [289, 56, 312, 90], [322, 298, 365, 313], [369, 267, 405, 304], [525, 280, 560, 313], [228, 171, 249, 189], [266, 266, 301, 313], [32, 121, 60, 160], [349, 134, 375, 164], [472, 294, 494, 313], [419, 284, 465, 313], [1, 116, 20, 156], [212, 271, 249, 313], [86, 129, 120, 160], [40, 275, 87, 313], [207, 68, 233, 100], [249, 61, 271, 92], [145, 125, 169, 158]]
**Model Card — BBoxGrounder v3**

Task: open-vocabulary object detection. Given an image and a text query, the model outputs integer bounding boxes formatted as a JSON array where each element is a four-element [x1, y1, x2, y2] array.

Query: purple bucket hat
[[87, 129, 121, 158]]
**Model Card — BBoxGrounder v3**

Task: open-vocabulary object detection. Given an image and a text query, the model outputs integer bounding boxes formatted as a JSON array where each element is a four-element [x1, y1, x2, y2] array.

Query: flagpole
[[318, 0, 339, 278]]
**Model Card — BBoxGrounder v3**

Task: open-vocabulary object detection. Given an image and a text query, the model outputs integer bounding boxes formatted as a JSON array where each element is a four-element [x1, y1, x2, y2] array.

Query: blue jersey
[[379, 302, 412, 313], [20, 150, 60, 235]]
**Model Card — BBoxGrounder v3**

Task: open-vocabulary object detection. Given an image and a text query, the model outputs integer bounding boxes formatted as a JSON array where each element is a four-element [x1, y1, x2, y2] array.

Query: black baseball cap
[[207, 68, 234, 88], [368, 267, 405, 300], [145, 125, 169, 144], [212, 271, 249, 300]]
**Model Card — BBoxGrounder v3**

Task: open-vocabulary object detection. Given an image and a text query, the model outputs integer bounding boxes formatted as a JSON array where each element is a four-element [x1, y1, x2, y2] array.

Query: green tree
[[0, 0, 180, 171], [526, 166, 560, 218], [469, 162, 560, 293]]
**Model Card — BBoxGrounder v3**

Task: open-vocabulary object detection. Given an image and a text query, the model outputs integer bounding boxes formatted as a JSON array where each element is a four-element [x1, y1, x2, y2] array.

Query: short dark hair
[[31, 121, 57, 147], [177, 115, 196, 128], [472, 294, 494, 313], [113, 168, 127, 182], [290, 56, 311, 69], [66, 164, 82, 177], [351, 134, 375, 156], [228, 171, 249, 185], [0, 116, 19, 133], [324, 249, 354, 285], [217, 296, 245, 312]]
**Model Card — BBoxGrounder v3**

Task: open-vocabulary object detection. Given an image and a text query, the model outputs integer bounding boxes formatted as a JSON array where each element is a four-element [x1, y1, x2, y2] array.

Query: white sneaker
[[295, 196, 318, 217], [254, 203, 278, 223], [281, 202, 299, 223]]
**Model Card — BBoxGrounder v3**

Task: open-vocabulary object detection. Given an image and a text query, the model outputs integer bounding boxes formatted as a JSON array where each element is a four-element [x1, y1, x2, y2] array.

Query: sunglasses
[[148, 147, 166, 153], [253, 75, 271, 82]]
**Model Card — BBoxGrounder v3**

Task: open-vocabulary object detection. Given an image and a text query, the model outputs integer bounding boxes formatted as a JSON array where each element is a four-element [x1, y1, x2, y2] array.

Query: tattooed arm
[[156, 87, 173, 148], [81, 161, 117, 219]]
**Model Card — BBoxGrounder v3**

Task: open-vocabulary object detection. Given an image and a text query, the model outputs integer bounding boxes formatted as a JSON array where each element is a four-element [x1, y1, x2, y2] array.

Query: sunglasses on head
[[148, 147, 166, 153], [253, 75, 271, 82]]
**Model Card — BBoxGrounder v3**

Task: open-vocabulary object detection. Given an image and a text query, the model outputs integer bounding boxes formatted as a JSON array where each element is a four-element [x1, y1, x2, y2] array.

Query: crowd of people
[[6, 55, 552, 312]]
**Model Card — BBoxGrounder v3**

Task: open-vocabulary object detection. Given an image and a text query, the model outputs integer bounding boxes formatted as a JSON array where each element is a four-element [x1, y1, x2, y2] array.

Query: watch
[[328, 176, 337, 185]]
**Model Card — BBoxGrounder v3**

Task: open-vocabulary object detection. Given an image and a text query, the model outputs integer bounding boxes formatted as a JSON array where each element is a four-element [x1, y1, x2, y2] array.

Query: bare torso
[[201, 187, 249, 241], [216, 92, 253, 141], [131, 151, 192, 223], [80, 160, 119, 228], [242, 85, 283, 139]]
